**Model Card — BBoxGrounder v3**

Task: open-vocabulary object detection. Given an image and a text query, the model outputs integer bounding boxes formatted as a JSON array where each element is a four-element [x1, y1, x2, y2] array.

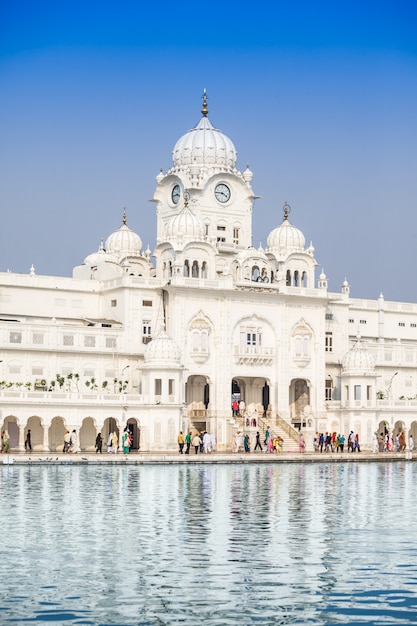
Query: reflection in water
[[1, 463, 417, 625]]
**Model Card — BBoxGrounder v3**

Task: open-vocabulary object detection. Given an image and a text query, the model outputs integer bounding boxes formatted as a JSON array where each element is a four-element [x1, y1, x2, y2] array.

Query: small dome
[[319, 269, 327, 280], [236, 246, 268, 263], [242, 164, 254, 183], [84, 240, 118, 266], [105, 211, 142, 260], [144, 330, 182, 367], [342, 337, 375, 375], [156, 168, 164, 183], [267, 203, 305, 254], [165, 203, 205, 243]]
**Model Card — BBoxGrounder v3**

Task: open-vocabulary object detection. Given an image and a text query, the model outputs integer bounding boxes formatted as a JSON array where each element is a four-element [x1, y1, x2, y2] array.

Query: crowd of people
[[232, 428, 286, 454], [373, 429, 413, 453], [314, 431, 360, 453], [177, 430, 216, 454], [1, 424, 415, 455]]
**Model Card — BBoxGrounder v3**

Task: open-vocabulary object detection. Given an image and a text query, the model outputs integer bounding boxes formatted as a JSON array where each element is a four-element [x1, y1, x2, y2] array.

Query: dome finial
[[201, 88, 208, 117], [283, 202, 291, 220], [122, 207, 127, 225]]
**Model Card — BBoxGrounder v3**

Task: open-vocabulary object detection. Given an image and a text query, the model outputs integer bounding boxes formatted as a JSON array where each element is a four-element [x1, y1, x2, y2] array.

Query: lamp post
[[387, 371, 398, 402], [121, 365, 130, 393]]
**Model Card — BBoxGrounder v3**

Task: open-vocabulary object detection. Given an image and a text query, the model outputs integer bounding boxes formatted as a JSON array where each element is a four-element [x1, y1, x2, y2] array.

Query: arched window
[[302, 271, 307, 287], [286, 270, 291, 286], [169, 261, 172, 277], [252, 266, 260, 281], [192, 332, 200, 350], [192, 261, 199, 278], [294, 270, 299, 287], [201, 261, 208, 278], [184, 260, 190, 277]]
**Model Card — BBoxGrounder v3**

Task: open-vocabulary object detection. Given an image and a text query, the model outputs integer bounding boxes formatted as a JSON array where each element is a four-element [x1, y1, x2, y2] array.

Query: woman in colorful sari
[[2, 430, 10, 453], [112, 431, 118, 454], [122, 429, 130, 454], [266, 434, 274, 454]]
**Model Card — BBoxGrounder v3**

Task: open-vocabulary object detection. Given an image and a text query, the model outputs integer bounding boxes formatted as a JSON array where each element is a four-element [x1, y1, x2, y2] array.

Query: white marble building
[[1, 92, 416, 452]]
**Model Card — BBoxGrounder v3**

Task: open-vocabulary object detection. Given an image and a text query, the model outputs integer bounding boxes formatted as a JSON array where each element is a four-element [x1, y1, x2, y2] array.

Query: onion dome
[[267, 203, 305, 254], [242, 164, 254, 183], [172, 90, 237, 169], [342, 336, 375, 375], [319, 269, 327, 281], [144, 330, 182, 367], [105, 210, 142, 260], [307, 241, 315, 256], [165, 198, 205, 243]]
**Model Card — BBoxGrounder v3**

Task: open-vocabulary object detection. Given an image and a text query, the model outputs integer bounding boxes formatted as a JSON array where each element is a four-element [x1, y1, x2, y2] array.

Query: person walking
[[25, 429, 32, 452], [254, 431, 262, 451], [298, 433, 306, 453], [122, 428, 130, 454], [107, 432, 113, 453], [409, 434, 414, 451], [95, 432, 103, 453], [177, 431, 185, 454], [2, 430, 10, 453], [69, 429, 79, 453], [185, 431, 191, 454], [244, 434, 250, 452], [354, 433, 361, 452], [112, 431, 118, 454], [192, 433, 201, 454]]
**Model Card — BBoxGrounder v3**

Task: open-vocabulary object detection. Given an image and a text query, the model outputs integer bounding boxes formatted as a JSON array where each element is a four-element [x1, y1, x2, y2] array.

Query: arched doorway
[[127, 418, 141, 450], [103, 417, 120, 449], [49, 416, 67, 452], [80, 417, 96, 452], [290, 379, 310, 427], [2, 415, 19, 449], [26, 416, 44, 452]]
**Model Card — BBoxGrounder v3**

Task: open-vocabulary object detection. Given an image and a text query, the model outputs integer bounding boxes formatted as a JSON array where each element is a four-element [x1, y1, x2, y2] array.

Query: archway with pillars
[[231, 377, 271, 419]]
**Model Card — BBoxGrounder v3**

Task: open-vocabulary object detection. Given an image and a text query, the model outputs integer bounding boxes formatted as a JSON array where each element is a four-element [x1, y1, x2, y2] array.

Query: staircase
[[231, 411, 300, 452]]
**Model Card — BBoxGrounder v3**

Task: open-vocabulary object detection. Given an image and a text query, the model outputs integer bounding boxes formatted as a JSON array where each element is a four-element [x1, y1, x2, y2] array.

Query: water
[[1, 462, 417, 625]]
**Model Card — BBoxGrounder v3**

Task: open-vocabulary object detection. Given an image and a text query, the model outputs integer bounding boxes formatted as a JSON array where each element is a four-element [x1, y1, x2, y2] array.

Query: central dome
[[172, 92, 237, 169]]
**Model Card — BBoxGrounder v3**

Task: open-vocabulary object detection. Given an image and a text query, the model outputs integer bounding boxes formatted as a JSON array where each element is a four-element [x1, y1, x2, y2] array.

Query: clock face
[[215, 183, 231, 203], [172, 184, 181, 204]]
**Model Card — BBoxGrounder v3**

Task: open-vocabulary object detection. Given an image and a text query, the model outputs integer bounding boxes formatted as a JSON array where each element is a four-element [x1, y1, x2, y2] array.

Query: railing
[[275, 415, 301, 441]]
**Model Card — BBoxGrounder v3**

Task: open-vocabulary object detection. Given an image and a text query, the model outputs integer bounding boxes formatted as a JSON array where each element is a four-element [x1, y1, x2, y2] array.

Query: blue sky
[[1, 0, 417, 301]]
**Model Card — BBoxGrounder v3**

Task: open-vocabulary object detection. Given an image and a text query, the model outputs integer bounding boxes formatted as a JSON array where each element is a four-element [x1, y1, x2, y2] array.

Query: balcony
[[233, 345, 273, 365]]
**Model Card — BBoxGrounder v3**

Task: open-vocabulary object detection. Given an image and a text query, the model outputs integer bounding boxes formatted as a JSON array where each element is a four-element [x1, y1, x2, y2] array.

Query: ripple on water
[[1, 463, 417, 625]]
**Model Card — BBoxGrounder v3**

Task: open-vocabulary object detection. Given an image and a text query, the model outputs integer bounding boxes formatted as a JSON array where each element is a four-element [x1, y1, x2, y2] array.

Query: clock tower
[[152, 91, 257, 279]]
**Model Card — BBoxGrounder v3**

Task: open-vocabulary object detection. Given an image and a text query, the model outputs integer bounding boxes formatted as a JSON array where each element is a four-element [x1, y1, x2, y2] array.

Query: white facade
[[1, 92, 417, 452]]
